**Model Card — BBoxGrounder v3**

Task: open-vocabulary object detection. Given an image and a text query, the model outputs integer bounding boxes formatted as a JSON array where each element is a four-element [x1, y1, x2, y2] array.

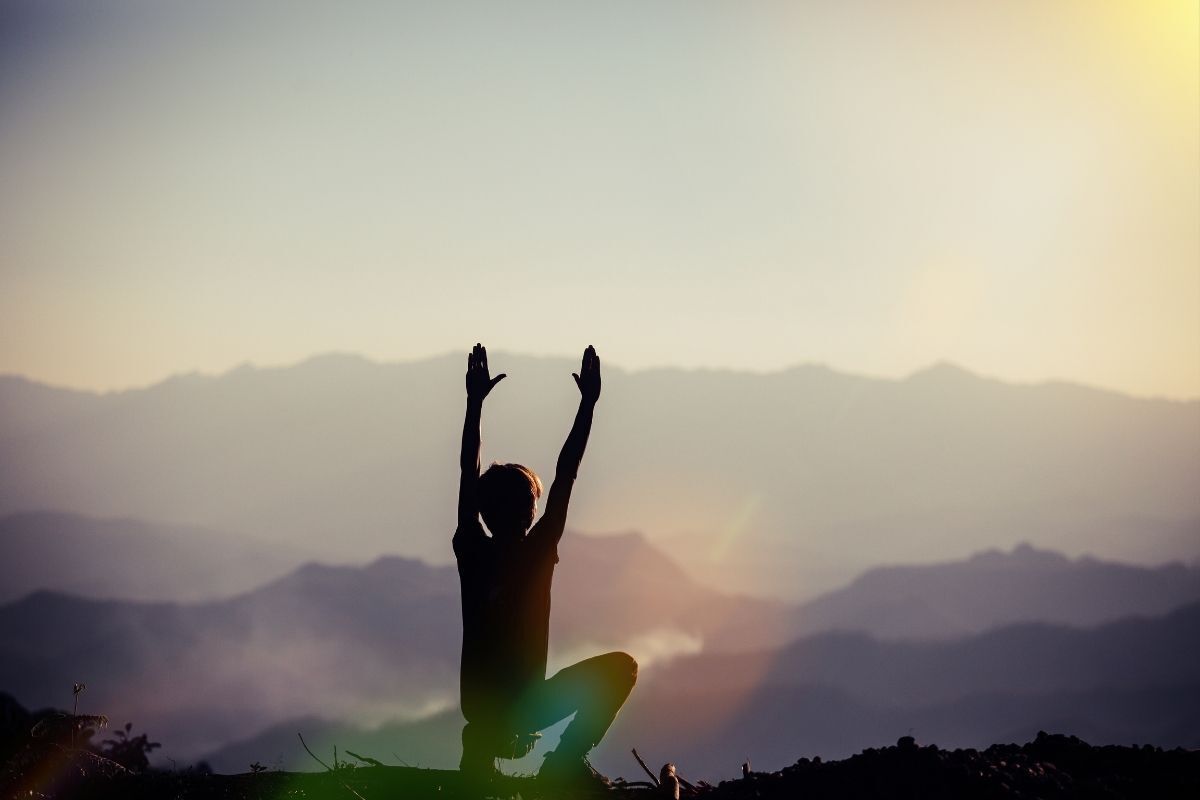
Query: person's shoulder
[[454, 517, 486, 538], [525, 520, 561, 564], [453, 518, 488, 558]]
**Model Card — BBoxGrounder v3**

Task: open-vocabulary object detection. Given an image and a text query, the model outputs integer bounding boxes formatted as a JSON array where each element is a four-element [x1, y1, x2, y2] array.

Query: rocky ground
[[3, 732, 1198, 799]]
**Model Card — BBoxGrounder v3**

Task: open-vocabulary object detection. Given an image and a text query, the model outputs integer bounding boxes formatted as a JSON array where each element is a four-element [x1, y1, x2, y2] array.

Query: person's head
[[477, 462, 543, 539]]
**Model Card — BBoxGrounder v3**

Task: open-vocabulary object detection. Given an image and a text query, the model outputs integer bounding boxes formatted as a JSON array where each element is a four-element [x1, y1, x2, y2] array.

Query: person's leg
[[460, 720, 497, 773], [517, 651, 638, 763], [460, 690, 507, 774]]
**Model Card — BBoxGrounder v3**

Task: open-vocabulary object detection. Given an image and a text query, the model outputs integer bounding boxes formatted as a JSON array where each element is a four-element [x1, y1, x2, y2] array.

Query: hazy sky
[[1, 1, 1197, 397]]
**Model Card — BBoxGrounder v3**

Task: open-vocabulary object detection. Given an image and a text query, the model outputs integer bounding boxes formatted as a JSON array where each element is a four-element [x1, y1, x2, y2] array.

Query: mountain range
[[201, 605, 1200, 779], [5, 510, 1197, 638], [0, 529, 783, 756], [792, 542, 1200, 639], [0, 511, 307, 604], [596, 602, 1200, 778], [3, 512, 1199, 768], [2, 353, 1197, 599]]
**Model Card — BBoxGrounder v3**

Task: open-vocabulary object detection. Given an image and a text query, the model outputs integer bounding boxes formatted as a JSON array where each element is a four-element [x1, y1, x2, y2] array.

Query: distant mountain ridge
[[198, 605, 1200, 777], [0, 530, 785, 757], [0, 511, 309, 603], [793, 542, 1200, 639], [2, 352, 1196, 599], [597, 602, 1200, 776], [6, 509, 1198, 642], [4, 512, 1200, 765]]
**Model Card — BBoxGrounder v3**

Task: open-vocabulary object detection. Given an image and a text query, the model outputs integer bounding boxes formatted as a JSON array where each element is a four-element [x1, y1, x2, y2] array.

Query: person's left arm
[[537, 345, 600, 543], [457, 343, 505, 536]]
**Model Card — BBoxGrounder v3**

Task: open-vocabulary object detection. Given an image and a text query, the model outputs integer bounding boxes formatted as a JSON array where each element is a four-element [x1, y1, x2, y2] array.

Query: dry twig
[[345, 750, 386, 768], [631, 748, 659, 786], [297, 732, 333, 771], [297, 733, 367, 800]]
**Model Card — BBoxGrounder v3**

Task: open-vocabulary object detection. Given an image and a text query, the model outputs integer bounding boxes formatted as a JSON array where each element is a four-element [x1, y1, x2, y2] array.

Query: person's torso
[[457, 531, 558, 702]]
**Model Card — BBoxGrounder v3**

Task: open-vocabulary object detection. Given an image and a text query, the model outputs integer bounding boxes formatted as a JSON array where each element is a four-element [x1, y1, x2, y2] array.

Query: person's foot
[[459, 722, 501, 780], [537, 751, 612, 791], [458, 747, 499, 780]]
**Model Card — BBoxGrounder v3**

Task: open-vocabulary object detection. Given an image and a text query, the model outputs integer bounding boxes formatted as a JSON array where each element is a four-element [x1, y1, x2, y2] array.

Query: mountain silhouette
[[793, 542, 1200, 639], [5, 524, 1199, 767], [595, 602, 1200, 777], [197, 605, 1200, 778], [2, 354, 1196, 599], [6, 508, 1195, 642], [0, 511, 308, 603], [0, 531, 783, 757]]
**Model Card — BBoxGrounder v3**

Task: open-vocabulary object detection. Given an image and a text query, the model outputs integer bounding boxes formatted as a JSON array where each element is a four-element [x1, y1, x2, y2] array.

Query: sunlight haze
[[1, 0, 1197, 397]]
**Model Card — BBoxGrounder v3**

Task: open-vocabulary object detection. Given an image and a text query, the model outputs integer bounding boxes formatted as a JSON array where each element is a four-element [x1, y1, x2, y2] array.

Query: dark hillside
[[4, 731, 1197, 799]]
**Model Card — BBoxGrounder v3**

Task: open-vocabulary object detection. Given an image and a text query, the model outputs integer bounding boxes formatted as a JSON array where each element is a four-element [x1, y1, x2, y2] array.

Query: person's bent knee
[[608, 650, 638, 687]]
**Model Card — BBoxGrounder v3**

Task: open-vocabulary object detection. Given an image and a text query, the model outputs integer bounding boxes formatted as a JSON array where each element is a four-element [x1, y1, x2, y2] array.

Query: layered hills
[[201, 605, 1200, 778], [2, 354, 1196, 599], [2, 512, 1197, 775]]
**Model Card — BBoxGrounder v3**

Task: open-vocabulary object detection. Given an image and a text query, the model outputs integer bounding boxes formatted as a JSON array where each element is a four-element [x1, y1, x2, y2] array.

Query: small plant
[[71, 682, 85, 746], [332, 746, 357, 773], [30, 712, 108, 748], [249, 761, 268, 773], [100, 722, 161, 772]]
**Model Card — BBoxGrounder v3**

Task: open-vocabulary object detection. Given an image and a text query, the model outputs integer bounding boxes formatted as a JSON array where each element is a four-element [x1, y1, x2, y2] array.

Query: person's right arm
[[537, 345, 601, 543], [458, 343, 506, 531]]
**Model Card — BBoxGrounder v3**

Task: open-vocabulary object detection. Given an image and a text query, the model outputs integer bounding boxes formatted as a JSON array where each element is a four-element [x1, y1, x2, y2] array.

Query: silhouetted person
[[455, 343, 637, 785]]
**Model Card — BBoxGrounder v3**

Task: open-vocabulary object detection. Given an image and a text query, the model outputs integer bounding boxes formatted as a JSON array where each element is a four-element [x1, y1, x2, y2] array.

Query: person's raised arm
[[539, 345, 601, 541], [458, 343, 506, 529]]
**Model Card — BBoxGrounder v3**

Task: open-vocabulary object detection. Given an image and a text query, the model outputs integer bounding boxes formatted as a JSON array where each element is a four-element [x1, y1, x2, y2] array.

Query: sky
[[1, 0, 1197, 397]]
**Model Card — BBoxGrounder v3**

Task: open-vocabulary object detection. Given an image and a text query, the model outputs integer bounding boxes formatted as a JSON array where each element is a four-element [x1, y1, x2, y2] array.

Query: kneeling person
[[454, 343, 636, 783]]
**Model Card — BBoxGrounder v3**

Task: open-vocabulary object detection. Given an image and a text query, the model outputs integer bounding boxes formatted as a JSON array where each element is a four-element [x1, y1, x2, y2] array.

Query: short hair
[[477, 462, 543, 533]]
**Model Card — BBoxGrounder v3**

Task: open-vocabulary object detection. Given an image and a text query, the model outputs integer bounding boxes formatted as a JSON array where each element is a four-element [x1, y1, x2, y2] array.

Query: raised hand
[[571, 345, 601, 405], [465, 343, 506, 402]]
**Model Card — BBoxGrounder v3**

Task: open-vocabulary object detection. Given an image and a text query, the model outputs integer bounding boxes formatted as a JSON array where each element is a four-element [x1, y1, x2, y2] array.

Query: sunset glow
[[0, 0, 1196, 397]]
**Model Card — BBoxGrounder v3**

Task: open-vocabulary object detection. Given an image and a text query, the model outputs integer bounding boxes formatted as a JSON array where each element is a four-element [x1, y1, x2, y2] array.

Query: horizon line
[[2, 350, 1197, 404]]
